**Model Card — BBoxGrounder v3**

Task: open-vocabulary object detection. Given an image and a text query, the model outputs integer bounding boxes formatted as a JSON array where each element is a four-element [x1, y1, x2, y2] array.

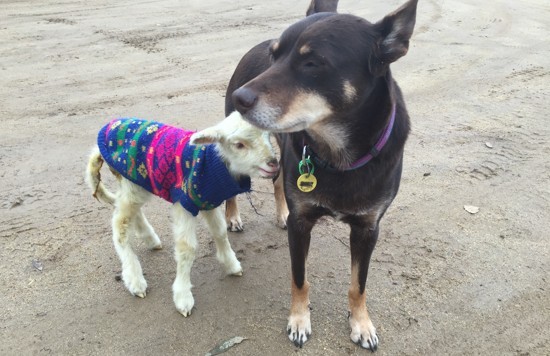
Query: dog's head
[[232, 0, 418, 132]]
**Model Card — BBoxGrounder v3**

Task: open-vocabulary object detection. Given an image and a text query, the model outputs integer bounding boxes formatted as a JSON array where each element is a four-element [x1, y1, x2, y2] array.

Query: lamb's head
[[190, 111, 279, 179]]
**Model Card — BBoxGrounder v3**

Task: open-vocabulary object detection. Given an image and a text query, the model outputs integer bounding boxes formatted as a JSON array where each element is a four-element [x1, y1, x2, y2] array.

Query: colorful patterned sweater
[[97, 118, 251, 216]]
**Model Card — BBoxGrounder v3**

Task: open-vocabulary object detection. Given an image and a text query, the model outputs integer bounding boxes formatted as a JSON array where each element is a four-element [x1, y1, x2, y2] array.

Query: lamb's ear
[[371, 0, 418, 74], [190, 127, 222, 145]]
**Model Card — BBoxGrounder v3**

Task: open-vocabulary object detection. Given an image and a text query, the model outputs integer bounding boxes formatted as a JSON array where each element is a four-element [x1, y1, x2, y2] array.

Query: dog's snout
[[232, 87, 258, 114]]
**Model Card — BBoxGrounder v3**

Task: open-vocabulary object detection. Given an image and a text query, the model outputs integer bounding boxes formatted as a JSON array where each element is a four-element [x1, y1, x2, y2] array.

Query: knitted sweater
[[97, 118, 251, 216]]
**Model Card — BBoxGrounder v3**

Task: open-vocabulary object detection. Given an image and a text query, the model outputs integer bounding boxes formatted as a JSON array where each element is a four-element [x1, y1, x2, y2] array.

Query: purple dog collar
[[304, 103, 396, 171], [346, 103, 396, 170]]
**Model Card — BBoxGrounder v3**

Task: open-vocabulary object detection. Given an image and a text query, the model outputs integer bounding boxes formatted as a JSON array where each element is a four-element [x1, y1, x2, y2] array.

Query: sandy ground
[[1, 0, 549, 355]]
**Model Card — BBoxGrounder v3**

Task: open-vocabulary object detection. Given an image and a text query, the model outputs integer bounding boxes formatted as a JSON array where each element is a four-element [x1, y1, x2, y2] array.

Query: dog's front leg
[[286, 213, 315, 347], [348, 222, 379, 351], [171, 203, 198, 317]]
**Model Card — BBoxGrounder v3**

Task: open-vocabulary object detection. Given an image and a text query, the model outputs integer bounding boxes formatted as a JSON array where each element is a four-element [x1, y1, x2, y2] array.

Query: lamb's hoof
[[150, 243, 163, 250], [174, 290, 194, 318], [226, 262, 243, 277], [179, 309, 192, 317], [123, 273, 147, 299], [143, 232, 162, 250], [231, 270, 243, 277]]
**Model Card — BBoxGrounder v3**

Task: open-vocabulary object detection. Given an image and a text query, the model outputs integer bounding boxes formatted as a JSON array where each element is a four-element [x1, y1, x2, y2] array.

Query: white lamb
[[86, 111, 278, 316]]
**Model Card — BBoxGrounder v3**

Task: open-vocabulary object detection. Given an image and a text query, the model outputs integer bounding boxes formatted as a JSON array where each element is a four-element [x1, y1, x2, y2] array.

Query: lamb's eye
[[235, 142, 245, 149]]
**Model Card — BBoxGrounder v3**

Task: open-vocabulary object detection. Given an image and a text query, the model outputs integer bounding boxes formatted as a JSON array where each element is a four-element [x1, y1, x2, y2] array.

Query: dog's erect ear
[[306, 0, 338, 16], [190, 127, 222, 145], [371, 0, 418, 74]]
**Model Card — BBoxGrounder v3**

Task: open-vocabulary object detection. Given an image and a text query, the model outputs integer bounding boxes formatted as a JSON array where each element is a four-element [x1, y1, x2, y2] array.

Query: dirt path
[[1, 0, 548, 355]]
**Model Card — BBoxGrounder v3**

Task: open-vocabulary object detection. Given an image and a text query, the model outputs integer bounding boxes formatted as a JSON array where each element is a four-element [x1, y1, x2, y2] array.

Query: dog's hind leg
[[347, 221, 380, 351], [171, 203, 198, 317], [112, 181, 148, 298], [133, 209, 162, 250], [286, 213, 316, 348], [202, 207, 243, 276], [225, 197, 244, 232], [274, 167, 289, 229]]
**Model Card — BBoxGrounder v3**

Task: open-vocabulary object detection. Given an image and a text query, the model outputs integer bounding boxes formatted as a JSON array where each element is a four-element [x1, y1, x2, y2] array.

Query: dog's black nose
[[232, 87, 258, 114]]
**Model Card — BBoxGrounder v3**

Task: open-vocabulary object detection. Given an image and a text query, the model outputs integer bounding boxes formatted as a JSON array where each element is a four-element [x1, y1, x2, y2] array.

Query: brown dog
[[225, 0, 418, 351]]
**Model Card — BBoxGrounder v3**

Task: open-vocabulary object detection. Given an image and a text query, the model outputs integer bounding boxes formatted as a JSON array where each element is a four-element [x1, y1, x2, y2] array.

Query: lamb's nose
[[232, 87, 258, 114], [268, 159, 279, 170]]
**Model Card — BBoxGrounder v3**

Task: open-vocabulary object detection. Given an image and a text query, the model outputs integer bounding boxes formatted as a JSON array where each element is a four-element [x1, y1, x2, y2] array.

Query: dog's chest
[[295, 188, 391, 223]]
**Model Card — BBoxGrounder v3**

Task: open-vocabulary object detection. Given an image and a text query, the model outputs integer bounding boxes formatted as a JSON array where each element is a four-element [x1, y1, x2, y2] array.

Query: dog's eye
[[304, 61, 318, 68]]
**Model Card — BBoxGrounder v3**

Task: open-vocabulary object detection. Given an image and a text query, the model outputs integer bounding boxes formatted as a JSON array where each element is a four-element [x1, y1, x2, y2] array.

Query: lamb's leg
[[112, 183, 147, 298], [133, 209, 162, 250], [171, 203, 198, 317], [202, 207, 243, 276]]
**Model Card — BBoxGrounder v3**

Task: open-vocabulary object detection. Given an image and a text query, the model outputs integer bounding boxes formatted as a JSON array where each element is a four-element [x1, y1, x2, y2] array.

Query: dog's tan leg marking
[[225, 197, 244, 232], [274, 168, 289, 229], [133, 209, 162, 250], [348, 263, 378, 350], [171, 203, 198, 317], [201, 208, 243, 276], [287, 278, 311, 346], [112, 199, 147, 298]]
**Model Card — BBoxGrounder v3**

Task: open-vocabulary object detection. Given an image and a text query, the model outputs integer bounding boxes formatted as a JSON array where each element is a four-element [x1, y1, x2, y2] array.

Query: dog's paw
[[227, 216, 244, 232], [173, 290, 195, 317], [349, 312, 378, 352], [287, 311, 311, 348], [276, 204, 289, 230], [123, 272, 147, 298], [276, 213, 288, 230]]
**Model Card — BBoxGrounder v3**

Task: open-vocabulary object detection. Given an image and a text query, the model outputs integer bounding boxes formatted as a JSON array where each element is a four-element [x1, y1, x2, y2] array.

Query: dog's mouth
[[243, 96, 332, 133], [242, 112, 310, 133], [275, 120, 310, 132]]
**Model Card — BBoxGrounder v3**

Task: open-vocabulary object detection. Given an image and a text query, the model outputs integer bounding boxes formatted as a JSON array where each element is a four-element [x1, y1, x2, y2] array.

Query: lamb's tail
[[85, 147, 116, 205]]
